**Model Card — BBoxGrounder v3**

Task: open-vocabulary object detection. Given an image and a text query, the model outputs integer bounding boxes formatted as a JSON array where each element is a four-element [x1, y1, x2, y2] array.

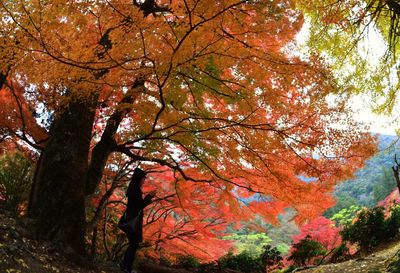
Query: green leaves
[[330, 205, 361, 226], [298, 0, 400, 114]]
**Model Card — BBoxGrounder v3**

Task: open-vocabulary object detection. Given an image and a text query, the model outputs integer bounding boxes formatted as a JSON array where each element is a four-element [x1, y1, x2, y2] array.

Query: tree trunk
[[392, 155, 400, 195], [29, 94, 98, 255]]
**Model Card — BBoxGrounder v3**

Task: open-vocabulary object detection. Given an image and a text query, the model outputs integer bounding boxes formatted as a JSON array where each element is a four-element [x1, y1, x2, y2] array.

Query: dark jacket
[[122, 179, 153, 242]]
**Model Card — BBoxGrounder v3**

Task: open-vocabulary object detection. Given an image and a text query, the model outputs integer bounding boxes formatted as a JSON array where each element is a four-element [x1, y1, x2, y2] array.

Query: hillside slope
[[0, 203, 118, 273], [0, 203, 236, 273], [300, 242, 400, 273], [325, 134, 400, 217]]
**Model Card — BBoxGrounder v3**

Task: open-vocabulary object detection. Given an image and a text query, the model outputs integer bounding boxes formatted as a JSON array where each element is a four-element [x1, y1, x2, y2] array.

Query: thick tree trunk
[[29, 94, 98, 255], [29, 81, 141, 256]]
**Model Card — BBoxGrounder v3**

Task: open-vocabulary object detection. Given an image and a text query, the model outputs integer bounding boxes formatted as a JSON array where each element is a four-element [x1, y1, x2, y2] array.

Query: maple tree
[[286, 217, 341, 266], [0, 0, 376, 258], [87, 164, 235, 261], [291, 216, 341, 251]]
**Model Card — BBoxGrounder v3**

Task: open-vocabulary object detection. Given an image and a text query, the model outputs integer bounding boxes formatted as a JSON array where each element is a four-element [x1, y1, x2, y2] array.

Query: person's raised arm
[[142, 190, 156, 208]]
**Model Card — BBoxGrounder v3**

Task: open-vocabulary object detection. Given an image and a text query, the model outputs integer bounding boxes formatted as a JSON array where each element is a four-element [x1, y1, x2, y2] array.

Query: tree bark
[[387, 0, 400, 16], [392, 155, 400, 195], [29, 93, 98, 255], [27, 152, 43, 212], [28, 81, 142, 256]]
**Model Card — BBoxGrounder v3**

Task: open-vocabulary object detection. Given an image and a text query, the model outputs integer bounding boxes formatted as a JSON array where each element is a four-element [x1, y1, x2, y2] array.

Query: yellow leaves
[[43, 264, 60, 273], [14, 258, 28, 269], [6, 269, 22, 273], [2, 258, 28, 273]]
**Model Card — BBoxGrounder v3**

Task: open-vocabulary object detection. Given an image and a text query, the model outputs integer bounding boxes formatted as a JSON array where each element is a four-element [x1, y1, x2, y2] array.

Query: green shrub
[[341, 207, 386, 252], [330, 205, 361, 226], [260, 244, 283, 270], [329, 243, 350, 263], [384, 205, 400, 239], [159, 256, 172, 267], [198, 261, 218, 273], [0, 152, 34, 214], [217, 251, 263, 273], [198, 245, 282, 273], [175, 255, 201, 269], [288, 235, 326, 266], [224, 232, 272, 257], [276, 243, 290, 255]]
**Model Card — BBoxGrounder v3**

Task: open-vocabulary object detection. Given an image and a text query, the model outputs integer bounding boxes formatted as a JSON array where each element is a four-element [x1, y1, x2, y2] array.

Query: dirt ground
[[299, 242, 400, 273], [0, 203, 219, 273]]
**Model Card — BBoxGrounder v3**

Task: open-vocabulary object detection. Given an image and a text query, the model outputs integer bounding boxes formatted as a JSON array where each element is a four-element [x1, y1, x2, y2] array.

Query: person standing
[[119, 168, 156, 273]]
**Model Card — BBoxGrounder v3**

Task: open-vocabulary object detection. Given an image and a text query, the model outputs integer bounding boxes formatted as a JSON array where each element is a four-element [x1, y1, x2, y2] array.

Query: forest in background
[[326, 135, 400, 217], [224, 133, 400, 258]]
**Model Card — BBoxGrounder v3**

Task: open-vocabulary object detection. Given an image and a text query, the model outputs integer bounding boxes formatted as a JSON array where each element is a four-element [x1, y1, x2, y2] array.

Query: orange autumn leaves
[[0, 82, 47, 149], [1, 0, 377, 260]]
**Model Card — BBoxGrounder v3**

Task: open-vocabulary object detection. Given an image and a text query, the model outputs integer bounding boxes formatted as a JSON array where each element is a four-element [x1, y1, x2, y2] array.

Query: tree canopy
[[0, 0, 376, 258], [295, 0, 400, 114]]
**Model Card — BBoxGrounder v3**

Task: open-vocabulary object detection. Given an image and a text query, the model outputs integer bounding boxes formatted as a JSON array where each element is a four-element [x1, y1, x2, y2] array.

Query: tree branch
[[85, 79, 144, 195]]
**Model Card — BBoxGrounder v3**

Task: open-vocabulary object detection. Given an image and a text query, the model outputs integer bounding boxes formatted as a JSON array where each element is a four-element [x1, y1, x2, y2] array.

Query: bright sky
[[350, 95, 399, 135], [352, 22, 400, 136]]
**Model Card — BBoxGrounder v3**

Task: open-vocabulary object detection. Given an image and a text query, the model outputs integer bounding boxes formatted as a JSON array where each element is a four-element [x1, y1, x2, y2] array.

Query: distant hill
[[325, 134, 400, 217]]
